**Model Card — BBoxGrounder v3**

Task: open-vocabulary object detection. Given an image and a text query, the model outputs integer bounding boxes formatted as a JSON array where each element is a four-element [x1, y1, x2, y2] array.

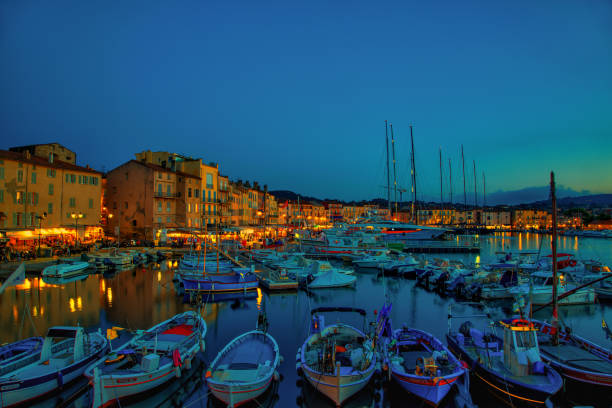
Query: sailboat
[[530, 172, 612, 399]]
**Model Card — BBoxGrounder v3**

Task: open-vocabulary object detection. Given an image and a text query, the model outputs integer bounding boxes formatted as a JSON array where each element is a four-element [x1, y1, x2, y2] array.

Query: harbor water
[[1, 232, 611, 407]]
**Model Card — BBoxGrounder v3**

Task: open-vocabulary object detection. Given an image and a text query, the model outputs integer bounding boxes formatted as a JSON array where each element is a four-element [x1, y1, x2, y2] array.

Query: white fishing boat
[[0, 327, 108, 407], [41, 261, 89, 278], [206, 313, 280, 407], [297, 307, 376, 406], [85, 311, 206, 408], [381, 254, 420, 272]]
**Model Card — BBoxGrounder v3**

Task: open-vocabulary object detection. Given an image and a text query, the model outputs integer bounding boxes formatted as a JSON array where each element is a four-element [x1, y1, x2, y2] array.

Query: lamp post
[[71, 212, 84, 247], [36, 212, 47, 252]]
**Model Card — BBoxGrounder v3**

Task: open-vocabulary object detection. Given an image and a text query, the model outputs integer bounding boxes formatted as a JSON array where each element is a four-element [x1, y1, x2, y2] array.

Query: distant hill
[[527, 194, 612, 209]]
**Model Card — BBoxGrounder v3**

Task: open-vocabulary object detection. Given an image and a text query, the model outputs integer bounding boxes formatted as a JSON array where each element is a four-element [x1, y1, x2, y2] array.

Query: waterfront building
[[9, 143, 77, 165], [325, 202, 343, 222], [482, 209, 512, 228], [105, 160, 195, 240], [0, 147, 102, 244], [512, 209, 549, 229]]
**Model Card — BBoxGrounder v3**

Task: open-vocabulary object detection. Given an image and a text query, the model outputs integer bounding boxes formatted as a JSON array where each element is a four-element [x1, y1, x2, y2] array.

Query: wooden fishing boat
[[41, 261, 89, 278], [446, 317, 562, 406], [85, 311, 206, 408], [206, 315, 280, 407], [180, 269, 258, 293], [0, 326, 108, 407], [297, 307, 376, 406], [531, 319, 612, 391], [0, 337, 43, 374], [377, 303, 465, 406]]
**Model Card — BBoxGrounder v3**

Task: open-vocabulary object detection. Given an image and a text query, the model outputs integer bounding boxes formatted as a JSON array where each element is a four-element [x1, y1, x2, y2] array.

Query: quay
[[400, 240, 480, 254]]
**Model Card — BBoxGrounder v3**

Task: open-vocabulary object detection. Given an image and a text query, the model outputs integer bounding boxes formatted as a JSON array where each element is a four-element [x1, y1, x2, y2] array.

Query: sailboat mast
[[439, 148, 443, 223], [461, 145, 466, 211], [551, 171, 559, 345], [390, 123, 398, 216], [448, 158, 453, 205], [385, 120, 391, 215], [483, 172, 486, 207], [410, 125, 417, 224], [473, 160, 477, 207]]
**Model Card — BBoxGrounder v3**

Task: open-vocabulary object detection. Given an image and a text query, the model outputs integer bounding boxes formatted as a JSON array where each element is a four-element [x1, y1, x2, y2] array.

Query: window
[[66, 174, 70, 183], [157, 183, 162, 195], [206, 173, 213, 189], [166, 202, 171, 212], [166, 185, 171, 196], [157, 217, 162, 223], [48, 202, 53, 214], [208, 190, 211, 202], [17, 170, 23, 183], [69, 197, 76, 207], [132, 220, 137, 227], [78, 175, 82, 184], [188, 218, 192, 227], [124, 201, 128, 209], [0, 190, 3, 203], [194, 189, 199, 198], [31, 172, 36, 184], [0, 167, 4, 179], [49, 183, 54, 195], [15, 191, 23, 204], [158, 172, 162, 179], [188, 188, 192, 198], [214, 191, 217, 202], [32, 192, 38, 205], [195, 204, 198, 213], [47, 169, 56, 178], [187, 203, 191, 213], [166, 216, 171, 223], [167, 173, 171, 180], [158, 201, 162, 212], [70, 174, 76, 183], [89, 198, 93, 209]]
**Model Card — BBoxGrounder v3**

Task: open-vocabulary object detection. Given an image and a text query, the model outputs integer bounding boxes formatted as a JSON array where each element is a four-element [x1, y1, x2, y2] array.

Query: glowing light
[[256, 288, 263, 310], [15, 278, 32, 291], [157, 271, 162, 282], [107, 287, 113, 306], [69, 298, 76, 313], [101, 279, 106, 293], [13, 305, 18, 321], [33, 306, 38, 317], [77, 296, 82, 311]]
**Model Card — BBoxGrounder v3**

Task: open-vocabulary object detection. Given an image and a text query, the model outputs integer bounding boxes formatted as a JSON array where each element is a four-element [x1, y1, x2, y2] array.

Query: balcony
[[154, 192, 180, 199]]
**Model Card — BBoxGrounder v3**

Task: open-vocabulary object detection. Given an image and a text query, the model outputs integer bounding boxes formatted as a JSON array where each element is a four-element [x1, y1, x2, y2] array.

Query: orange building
[[0, 147, 102, 244]]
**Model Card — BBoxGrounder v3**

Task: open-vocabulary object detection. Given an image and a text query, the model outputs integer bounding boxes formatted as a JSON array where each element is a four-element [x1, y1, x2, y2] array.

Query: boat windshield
[[515, 330, 536, 348]]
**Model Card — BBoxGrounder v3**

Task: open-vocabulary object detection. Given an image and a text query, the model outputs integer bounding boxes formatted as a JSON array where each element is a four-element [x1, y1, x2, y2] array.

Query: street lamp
[[71, 212, 84, 247], [36, 212, 47, 252]]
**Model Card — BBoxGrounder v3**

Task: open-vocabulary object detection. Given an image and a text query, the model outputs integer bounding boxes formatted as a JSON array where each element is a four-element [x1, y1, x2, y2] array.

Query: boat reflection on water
[[182, 291, 258, 305], [42, 273, 89, 285]]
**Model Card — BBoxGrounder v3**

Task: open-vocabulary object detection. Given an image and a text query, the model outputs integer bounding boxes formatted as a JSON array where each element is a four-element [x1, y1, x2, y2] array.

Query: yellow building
[[0, 148, 102, 243], [134, 151, 220, 226], [218, 175, 230, 227]]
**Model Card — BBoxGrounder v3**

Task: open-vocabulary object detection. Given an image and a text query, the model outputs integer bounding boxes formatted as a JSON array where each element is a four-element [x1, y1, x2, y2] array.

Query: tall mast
[[473, 160, 477, 207], [483, 172, 486, 207], [410, 125, 417, 224], [448, 158, 453, 205], [390, 123, 398, 216], [385, 120, 391, 215], [551, 171, 559, 345], [461, 145, 466, 211], [439, 147, 443, 223]]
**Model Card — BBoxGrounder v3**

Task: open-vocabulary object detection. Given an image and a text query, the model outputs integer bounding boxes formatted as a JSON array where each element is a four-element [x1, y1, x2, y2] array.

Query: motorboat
[[0, 326, 108, 407], [206, 313, 280, 407], [305, 268, 356, 289], [297, 307, 376, 406], [41, 261, 89, 278], [86, 311, 206, 408], [352, 251, 391, 269]]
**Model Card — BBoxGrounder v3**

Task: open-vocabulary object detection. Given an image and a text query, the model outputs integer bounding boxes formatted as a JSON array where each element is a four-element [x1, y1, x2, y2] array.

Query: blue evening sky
[[1, 0, 611, 202]]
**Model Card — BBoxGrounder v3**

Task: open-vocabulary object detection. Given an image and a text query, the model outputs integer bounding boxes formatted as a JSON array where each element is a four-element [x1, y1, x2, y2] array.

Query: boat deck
[[539, 343, 612, 374], [213, 335, 275, 383]]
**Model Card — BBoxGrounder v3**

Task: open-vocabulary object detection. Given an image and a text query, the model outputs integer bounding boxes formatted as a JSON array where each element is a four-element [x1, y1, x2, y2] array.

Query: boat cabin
[[40, 326, 86, 366], [500, 319, 543, 377]]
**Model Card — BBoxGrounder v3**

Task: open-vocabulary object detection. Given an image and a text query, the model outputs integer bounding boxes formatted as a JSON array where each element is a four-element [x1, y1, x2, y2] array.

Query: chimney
[[24, 150, 31, 160], [49, 152, 54, 163]]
